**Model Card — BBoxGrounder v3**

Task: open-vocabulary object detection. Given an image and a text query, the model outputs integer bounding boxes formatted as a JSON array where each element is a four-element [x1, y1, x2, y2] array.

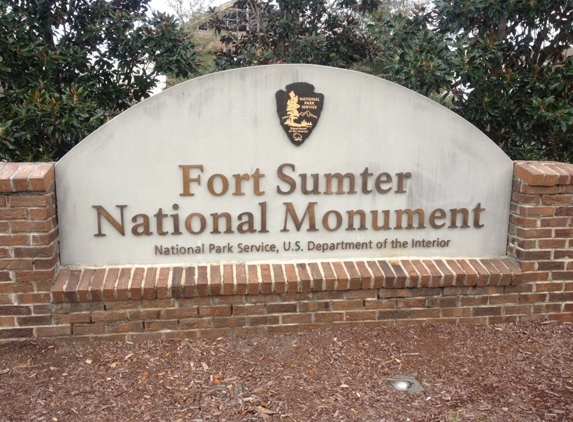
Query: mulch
[[1, 321, 572, 421]]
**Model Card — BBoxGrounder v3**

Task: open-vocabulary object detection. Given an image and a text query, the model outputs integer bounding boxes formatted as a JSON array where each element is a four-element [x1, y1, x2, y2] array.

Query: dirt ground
[[1, 321, 572, 422]]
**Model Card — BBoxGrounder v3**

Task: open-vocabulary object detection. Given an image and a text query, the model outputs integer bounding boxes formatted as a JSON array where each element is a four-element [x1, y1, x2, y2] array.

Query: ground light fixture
[[384, 376, 424, 393]]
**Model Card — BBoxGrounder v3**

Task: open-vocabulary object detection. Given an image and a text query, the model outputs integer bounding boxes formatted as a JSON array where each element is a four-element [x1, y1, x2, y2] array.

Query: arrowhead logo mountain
[[276, 83, 324, 146]]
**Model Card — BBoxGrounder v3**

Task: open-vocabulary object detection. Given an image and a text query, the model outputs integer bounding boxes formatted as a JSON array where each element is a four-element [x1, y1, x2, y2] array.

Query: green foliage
[[209, 0, 378, 70], [369, 0, 573, 161], [0, 0, 199, 161]]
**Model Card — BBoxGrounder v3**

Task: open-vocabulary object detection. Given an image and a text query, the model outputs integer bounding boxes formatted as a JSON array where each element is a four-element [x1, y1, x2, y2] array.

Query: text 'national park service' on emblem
[[276, 83, 324, 146]]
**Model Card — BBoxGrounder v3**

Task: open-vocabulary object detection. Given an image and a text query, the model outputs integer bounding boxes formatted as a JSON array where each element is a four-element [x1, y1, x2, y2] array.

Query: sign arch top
[[56, 65, 513, 266]]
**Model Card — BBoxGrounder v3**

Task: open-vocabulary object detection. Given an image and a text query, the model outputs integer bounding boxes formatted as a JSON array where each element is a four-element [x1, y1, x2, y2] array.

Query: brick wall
[[0, 161, 571, 342], [0, 163, 59, 339]]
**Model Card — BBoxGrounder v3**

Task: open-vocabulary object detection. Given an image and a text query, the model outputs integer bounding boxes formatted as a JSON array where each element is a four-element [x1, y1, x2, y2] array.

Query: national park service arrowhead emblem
[[276, 83, 324, 146]]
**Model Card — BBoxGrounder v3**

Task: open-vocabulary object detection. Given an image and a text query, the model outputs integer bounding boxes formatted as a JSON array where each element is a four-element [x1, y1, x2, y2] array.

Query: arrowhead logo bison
[[276, 83, 324, 146]]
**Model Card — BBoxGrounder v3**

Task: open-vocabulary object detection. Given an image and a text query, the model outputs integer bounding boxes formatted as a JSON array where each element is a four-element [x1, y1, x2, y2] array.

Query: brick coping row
[[52, 257, 522, 303]]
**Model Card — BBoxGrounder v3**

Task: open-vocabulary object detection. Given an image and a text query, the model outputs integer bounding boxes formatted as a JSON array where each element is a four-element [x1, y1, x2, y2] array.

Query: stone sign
[[56, 65, 513, 266]]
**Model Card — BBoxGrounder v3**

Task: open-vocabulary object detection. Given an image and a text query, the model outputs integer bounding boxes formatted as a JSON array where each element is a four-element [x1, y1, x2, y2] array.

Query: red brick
[[15, 269, 55, 282], [183, 266, 197, 298], [145, 320, 178, 331], [461, 296, 488, 306], [36, 325, 71, 337], [314, 312, 344, 323], [73, 323, 108, 336], [345, 311, 377, 321], [211, 315, 247, 328], [162, 307, 198, 319], [347, 290, 377, 299], [28, 163, 55, 192], [198, 305, 231, 317], [180, 318, 212, 329], [442, 308, 471, 318], [267, 303, 297, 313], [307, 262, 323, 292], [92, 310, 128, 322], [51, 268, 69, 303], [379, 288, 409, 298], [113, 268, 131, 301], [270, 264, 285, 294], [248, 315, 280, 325], [31, 229, 58, 246], [0, 208, 27, 220], [142, 267, 156, 300], [54, 313, 91, 324], [473, 306, 502, 316], [456, 260, 478, 286], [102, 268, 119, 301], [108, 321, 144, 333], [11, 220, 53, 233], [281, 313, 312, 324], [0, 163, 20, 192], [504, 305, 532, 315], [9, 195, 51, 208], [332, 262, 349, 290], [378, 261, 397, 289], [410, 309, 441, 319], [296, 263, 312, 293], [208, 265, 222, 296], [10, 164, 38, 192], [355, 261, 373, 289], [427, 297, 457, 307], [236, 264, 248, 295], [411, 260, 432, 287], [533, 303, 562, 313], [211, 295, 244, 305], [364, 299, 395, 310], [514, 162, 547, 186], [366, 261, 384, 288], [509, 215, 539, 230], [233, 304, 265, 315], [535, 282, 563, 292], [247, 264, 260, 295], [444, 259, 466, 286], [87, 268, 105, 301], [171, 267, 183, 298], [299, 301, 331, 312], [16, 292, 50, 304], [343, 261, 361, 290], [332, 299, 364, 310], [197, 265, 209, 296], [397, 298, 426, 308], [554, 250, 573, 259], [0, 259, 32, 271], [401, 260, 420, 288], [548, 292, 573, 301], [128, 309, 162, 320], [489, 294, 518, 304], [0, 327, 34, 338], [320, 262, 336, 290], [260, 264, 273, 294], [267, 325, 298, 335], [29, 205, 57, 220], [519, 293, 547, 303], [410, 288, 440, 299], [0, 305, 32, 316], [246, 294, 281, 304], [468, 259, 490, 287], [378, 309, 409, 320], [222, 264, 234, 295]]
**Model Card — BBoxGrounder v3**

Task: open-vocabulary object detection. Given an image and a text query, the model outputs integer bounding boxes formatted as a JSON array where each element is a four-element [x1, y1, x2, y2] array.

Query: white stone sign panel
[[56, 65, 513, 266]]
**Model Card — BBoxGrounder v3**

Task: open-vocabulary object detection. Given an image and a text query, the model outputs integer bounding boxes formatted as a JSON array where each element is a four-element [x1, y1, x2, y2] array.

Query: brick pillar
[[0, 163, 59, 339], [508, 161, 573, 320]]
